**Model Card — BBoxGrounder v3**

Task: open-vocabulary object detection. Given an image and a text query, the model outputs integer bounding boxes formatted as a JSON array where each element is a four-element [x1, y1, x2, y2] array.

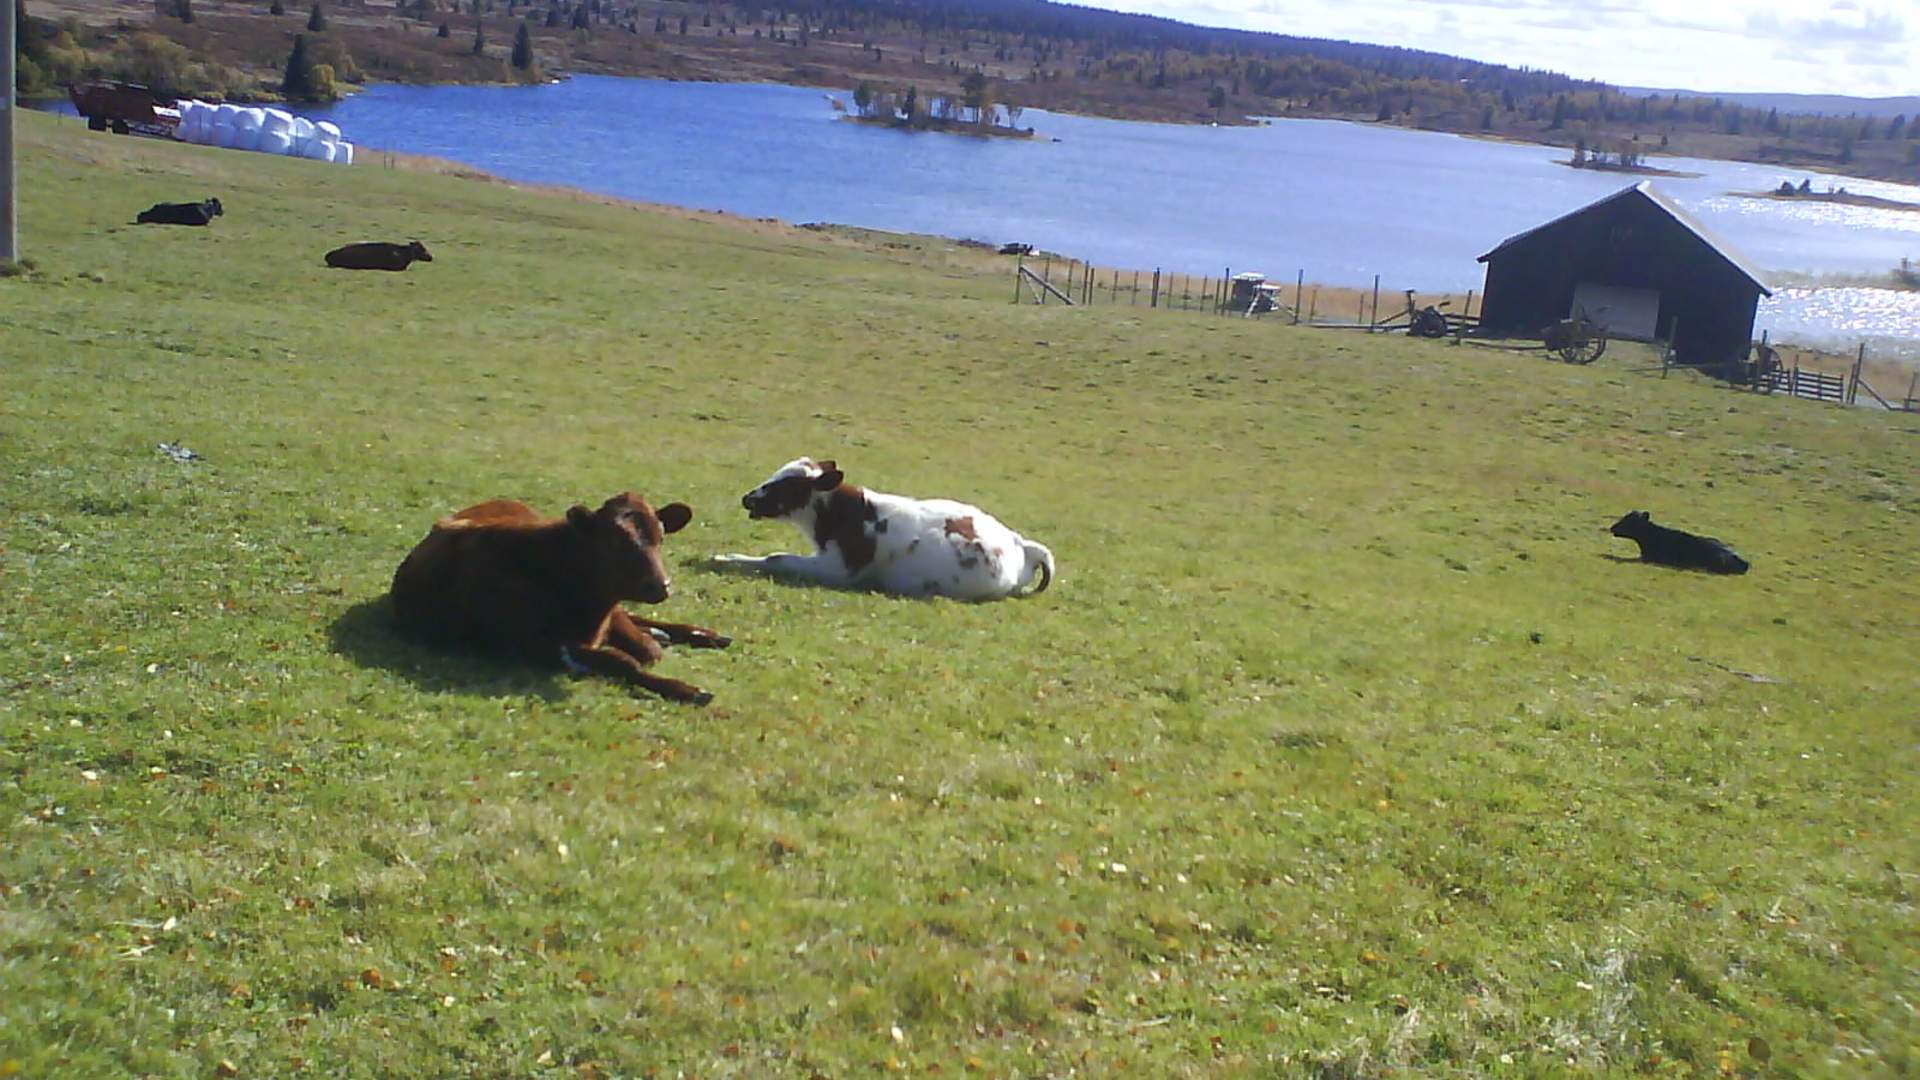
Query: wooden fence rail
[[1759, 366, 1847, 403]]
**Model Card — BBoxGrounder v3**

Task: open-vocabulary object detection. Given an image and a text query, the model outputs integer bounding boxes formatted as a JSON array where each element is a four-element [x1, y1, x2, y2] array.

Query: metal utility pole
[[2, 0, 17, 263]]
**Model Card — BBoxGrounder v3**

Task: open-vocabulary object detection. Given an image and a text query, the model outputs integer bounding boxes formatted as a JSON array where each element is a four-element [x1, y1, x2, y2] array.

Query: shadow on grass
[[327, 595, 569, 701]]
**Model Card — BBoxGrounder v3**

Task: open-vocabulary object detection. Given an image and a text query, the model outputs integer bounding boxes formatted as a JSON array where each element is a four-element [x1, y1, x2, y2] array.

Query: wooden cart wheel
[[1560, 332, 1606, 365]]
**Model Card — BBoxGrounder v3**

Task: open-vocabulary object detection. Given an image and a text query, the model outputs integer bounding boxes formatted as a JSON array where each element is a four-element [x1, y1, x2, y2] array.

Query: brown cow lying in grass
[[391, 492, 728, 704], [325, 240, 433, 271]]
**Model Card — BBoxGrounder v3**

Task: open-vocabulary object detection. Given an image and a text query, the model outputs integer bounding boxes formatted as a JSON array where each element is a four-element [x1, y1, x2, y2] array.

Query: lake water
[[36, 75, 1920, 356]]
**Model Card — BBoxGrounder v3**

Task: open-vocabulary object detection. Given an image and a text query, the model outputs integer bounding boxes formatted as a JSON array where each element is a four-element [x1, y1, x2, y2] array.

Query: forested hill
[[774, 0, 1598, 103]]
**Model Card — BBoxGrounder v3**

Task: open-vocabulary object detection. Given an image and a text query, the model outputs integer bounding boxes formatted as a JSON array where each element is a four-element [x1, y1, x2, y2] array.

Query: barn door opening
[[1570, 282, 1660, 341]]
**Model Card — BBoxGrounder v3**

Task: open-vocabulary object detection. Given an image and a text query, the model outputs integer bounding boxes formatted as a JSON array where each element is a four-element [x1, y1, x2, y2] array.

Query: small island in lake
[[1553, 139, 1701, 178], [833, 77, 1036, 140], [1736, 179, 1920, 214]]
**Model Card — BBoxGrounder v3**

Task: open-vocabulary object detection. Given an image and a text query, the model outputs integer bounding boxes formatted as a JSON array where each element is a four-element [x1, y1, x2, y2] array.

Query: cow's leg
[[563, 643, 712, 706], [614, 607, 731, 650], [599, 610, 668, 664], [711, 552, 849, 586]]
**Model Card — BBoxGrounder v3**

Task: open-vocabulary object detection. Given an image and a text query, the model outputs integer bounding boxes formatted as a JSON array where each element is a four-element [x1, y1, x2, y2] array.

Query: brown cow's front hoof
[[695, 633, 731, 650]]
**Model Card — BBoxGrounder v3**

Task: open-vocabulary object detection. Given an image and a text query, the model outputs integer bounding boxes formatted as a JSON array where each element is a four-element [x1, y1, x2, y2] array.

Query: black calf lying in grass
[[1609, 510, 1750, 574], [136, 198, 223, 226], [325, 240, 433, 271]]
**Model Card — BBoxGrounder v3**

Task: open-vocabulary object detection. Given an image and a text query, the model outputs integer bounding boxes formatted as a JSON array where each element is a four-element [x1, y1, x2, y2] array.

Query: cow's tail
[[1017, 540, 1055, 595]]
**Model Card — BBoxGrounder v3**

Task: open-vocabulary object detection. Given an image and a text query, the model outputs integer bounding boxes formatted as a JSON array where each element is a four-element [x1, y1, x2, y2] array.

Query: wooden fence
[[1010, 257, 1479, 331], [1758, 366, 1846, 402], [1747, 339, 1919, 412]]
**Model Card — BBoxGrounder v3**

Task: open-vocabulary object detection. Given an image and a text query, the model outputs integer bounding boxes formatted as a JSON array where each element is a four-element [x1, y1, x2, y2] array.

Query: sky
[[1092, 0, 1919, 99]]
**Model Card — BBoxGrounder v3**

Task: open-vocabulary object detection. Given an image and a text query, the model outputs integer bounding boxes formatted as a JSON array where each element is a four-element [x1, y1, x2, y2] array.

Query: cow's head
[[1609, 510, 1651, 538], [206, 198, 224, 217], [567, 491, 692, 605], [408, 240, 433, 262], [740, 457, 843, 521]]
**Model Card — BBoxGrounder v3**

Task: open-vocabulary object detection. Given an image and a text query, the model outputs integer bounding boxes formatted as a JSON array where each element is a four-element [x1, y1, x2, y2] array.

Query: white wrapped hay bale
[[334, 141, 353, 165], [261, 109, 294, 136], [302, 137, 337, 162], [172, 100, 201, 142], [191, 102, 216, 143], [315, 121, 342, 144], [233, 108, 265, 151], [211, 103, 241, 148], [259, 129, 294, 155], [289, 116, 316, 155]]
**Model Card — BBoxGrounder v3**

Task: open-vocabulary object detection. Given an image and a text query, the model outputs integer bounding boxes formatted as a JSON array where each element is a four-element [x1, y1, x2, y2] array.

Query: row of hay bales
[[175, 101, 355, 165]]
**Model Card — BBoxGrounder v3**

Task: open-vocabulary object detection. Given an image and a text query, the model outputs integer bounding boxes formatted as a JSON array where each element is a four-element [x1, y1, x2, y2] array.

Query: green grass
[[2, 110, 1916, 1078]]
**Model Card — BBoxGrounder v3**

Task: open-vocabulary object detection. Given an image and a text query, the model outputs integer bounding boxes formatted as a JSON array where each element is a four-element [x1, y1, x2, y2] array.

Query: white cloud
[[1093, 0, 1919, 96]]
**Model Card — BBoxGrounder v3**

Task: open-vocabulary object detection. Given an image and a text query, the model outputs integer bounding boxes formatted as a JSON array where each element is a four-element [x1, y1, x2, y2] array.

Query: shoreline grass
[[2, 110, 1916, 1078]]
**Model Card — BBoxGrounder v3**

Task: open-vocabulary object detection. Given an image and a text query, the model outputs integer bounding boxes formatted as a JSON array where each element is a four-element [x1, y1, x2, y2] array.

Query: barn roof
[[1477, 181, 1772, 297]]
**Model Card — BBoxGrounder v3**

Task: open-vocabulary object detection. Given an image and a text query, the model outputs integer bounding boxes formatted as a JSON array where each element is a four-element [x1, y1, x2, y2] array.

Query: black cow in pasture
[[1609, 511, 1750, 574], [136, 198, 223, 226], [324, 240, 433, 271]]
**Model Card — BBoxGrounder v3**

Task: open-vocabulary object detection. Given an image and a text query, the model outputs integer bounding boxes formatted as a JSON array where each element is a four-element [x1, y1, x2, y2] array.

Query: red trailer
[[69, 82, 182, 138]]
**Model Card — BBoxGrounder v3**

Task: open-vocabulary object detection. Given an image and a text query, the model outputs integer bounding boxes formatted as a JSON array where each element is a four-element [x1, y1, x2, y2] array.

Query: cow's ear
[[1635, 510, 1650, 520], [813, 466, 843, 490], [566, 504, 594, 529], [656, 502, 693, 534]]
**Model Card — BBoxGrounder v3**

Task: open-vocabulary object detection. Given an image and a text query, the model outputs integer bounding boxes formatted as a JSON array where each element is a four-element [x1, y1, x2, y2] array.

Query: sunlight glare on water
[[1758, 288, 1920, 363]]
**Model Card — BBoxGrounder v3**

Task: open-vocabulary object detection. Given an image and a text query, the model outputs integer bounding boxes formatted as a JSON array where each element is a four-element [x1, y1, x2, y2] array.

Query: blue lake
[[35, 75, 1920, 354]]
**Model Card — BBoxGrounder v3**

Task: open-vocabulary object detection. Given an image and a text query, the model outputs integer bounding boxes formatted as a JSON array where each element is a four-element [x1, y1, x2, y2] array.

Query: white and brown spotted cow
[[715, 458, 1054, 601]]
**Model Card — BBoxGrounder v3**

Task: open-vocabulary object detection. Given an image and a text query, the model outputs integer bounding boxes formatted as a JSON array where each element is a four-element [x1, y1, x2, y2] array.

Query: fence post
[[1130, 271, 1139, 306], [1308, 288, 1317, 323], [1369, 275, 1381, 331], [1465, 289, 1474, 321], [1150, 269, 1160, 309], [1012, 255, 1023, 304], [1293, 270, 1303, 325], [1848, 343, 1865, 405]]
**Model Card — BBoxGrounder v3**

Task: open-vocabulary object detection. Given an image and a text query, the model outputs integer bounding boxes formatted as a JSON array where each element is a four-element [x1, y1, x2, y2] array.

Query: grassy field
[[2, 111, 1917, 1078]]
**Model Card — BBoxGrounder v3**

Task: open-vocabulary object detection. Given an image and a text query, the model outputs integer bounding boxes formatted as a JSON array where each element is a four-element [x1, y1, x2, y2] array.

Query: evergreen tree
[[176, 0, 194, 23], [269, 0, 284, 13], [437, 20, 449, 36], [511, 20, 534, 68], [307, 2, 326, 30], [282, 33, 314, 97], [471, 21, 485, 53]]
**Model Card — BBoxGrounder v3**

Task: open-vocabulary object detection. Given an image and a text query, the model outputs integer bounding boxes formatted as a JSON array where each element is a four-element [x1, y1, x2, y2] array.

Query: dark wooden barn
[[1477, 182, 1771, 369]]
